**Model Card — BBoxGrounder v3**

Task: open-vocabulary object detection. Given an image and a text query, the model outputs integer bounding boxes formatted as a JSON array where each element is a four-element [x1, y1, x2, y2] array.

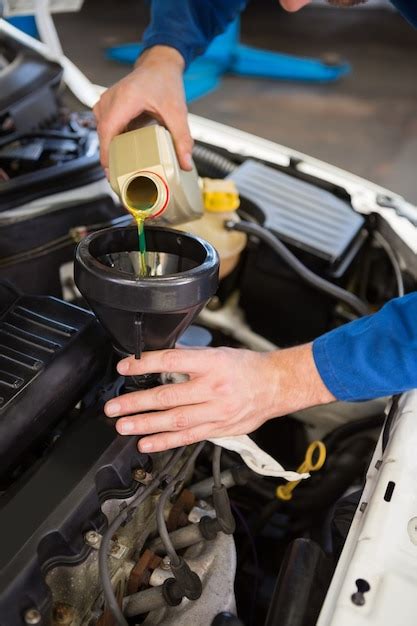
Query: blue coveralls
[[142, 0, 417, 402]]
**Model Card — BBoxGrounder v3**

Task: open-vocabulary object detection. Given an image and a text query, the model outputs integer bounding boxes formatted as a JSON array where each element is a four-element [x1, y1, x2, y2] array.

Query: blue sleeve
[[142, 0, 248, 68], [390, 0, 417, 28], [313, 292, 417, 402]]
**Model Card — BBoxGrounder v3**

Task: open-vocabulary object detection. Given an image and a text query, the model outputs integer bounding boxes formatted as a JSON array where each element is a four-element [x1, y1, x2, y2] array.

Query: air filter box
[[229, 160, 366, 345]]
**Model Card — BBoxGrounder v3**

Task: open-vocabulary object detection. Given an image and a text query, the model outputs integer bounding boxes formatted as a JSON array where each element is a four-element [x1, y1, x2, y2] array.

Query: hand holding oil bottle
[[108, 123, 246, 278]]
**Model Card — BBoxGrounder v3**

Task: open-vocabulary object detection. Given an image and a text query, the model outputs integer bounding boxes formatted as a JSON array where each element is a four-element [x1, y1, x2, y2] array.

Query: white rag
[[208, 435, 309, 482]]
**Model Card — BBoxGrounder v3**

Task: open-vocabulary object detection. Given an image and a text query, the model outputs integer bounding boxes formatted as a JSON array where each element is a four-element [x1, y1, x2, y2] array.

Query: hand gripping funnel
[[74, 226, 219, 357]]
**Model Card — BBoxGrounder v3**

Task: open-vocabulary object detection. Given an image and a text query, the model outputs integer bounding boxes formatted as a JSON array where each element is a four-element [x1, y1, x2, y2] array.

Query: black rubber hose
[[212, 445, 222, 489], [0, 214, 133, 268], [323, 413, 384, 453], [226, 220, 371, 318], [192, 144, 237, 178], [374, 232, 404, 297]]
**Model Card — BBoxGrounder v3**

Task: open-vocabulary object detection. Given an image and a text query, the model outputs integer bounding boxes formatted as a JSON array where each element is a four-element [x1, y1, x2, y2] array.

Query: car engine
[[1, 26, 417, 626]]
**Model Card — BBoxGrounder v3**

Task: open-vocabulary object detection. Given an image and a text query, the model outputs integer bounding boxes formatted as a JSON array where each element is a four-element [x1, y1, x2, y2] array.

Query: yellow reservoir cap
[[202, 178, 240, 213]]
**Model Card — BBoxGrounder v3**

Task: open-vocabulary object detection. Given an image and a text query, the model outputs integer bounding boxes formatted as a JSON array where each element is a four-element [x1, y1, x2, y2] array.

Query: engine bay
[[1, 25, 417, 626]]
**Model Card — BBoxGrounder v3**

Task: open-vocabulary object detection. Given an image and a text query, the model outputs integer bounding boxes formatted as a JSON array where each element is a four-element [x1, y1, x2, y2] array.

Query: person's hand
[[104, 344, 335, 453], [93, 45, 193, 172]]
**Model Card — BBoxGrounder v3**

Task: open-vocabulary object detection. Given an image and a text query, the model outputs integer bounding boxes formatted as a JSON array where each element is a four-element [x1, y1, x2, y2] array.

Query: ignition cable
[[156, 441, 206, 566], [98, 445, 187, 626]]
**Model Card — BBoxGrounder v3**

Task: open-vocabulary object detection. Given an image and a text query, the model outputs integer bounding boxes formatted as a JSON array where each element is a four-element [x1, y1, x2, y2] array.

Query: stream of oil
[[135, 215, 147, 276], [126, 206, 153, 277]]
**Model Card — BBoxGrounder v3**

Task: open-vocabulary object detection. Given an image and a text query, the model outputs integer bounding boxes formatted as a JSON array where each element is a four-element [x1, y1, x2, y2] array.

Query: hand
[[104, 344, 335, 453], [93, 45, 193, 172]]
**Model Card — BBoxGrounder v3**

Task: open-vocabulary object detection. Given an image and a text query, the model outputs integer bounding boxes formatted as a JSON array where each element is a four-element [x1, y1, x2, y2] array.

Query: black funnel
[[74, 226, 219, 357]]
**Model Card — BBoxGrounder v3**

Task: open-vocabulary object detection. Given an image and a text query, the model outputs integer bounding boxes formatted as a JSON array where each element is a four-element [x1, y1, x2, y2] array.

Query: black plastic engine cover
[[0, 195, 124, 297], [0, 405, 146, 626], [0, 282, 110, 477]]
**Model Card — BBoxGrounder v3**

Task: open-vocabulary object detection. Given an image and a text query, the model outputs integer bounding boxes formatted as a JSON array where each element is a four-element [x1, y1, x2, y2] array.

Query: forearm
[[135, 45, 185, 72], [265, 343, 335, 417]]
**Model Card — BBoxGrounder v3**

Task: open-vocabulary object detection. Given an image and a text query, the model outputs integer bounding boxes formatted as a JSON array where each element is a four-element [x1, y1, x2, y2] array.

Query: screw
[[24, 609, 41, 625], [161, 556, 171, 570], [84, 530, 101, 547], [359, 502, 368, 513], [351, 591, 366, 606], [133, 468, 147, 482], [53, 603, 75, 625]]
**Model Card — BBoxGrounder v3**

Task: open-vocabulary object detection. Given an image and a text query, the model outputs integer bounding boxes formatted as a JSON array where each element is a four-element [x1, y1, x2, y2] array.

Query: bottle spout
[[120, 171, 169, 218]]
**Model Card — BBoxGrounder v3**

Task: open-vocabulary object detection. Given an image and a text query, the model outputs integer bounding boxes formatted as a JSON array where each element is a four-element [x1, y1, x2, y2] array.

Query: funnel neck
[[74, 226, 219, 358]]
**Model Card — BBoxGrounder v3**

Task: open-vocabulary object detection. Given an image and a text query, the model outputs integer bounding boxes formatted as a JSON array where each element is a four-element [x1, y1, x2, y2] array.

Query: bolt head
[[24, 608, 41, 625], [53, 603, 75, 625], [133, 468, 147, 481], [84, 530, 100, 546]]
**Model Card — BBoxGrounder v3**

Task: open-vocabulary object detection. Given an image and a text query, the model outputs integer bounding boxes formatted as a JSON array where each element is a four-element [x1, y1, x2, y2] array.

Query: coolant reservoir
[[109, 125, 203, 224], [177, 179, 247, 279]]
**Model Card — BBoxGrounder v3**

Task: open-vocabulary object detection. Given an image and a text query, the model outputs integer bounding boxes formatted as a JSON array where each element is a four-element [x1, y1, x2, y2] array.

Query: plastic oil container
[[109, 125, 204, 224]]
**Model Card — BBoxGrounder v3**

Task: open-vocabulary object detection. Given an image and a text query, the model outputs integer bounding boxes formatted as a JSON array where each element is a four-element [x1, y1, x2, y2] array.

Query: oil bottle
[[109, 124, 204, 225]]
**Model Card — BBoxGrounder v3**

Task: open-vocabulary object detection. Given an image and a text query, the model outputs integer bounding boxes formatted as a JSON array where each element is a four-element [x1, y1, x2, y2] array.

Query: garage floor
[[55, 0, 417, 203]]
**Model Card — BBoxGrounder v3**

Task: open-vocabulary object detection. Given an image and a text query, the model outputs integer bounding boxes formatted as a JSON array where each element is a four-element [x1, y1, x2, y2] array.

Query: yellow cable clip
[[276, 440, 326, 501]]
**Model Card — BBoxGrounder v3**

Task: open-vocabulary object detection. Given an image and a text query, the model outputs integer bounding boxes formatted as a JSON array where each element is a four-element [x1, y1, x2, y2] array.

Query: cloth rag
[[208, 435, 309, 481]]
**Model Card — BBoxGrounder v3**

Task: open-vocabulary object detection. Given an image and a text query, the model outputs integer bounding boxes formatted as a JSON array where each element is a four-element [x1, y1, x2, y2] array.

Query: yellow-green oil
[[123, 176, 159, 276], [125, 205, 153, 277]]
